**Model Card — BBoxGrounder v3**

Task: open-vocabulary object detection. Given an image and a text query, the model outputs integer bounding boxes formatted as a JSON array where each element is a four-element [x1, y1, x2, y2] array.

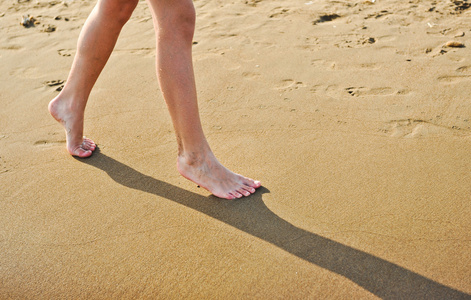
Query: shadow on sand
[[80, 150, 469, 299]]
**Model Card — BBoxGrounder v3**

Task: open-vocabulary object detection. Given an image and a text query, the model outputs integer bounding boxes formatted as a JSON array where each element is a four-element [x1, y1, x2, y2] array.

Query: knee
[[114, 0, 139, 25], [176, 2, 196, 33], [98, 0, 138, 26], [159, 1, 196, 41], [176, 7, 196, 41]]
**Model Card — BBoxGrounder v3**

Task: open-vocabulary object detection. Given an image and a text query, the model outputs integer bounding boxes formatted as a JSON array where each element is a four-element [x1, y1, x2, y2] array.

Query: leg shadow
[[80, 150, 470, 299]]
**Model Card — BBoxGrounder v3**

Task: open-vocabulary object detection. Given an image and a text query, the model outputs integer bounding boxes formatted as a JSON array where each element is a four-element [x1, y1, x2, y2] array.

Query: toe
[[240, 189, 251, 197], [252, 180, 261, 188], [87, 143, 96, 151], [238, 185, 253, 196], [70, 144, 93, 158], [75, 148, 93, 158], [82, 138, 96, 150], [218, 192, 235, 200], [242, 185, 256, 193], [243, 177, 261, 188], [231, 191, 243, 199]]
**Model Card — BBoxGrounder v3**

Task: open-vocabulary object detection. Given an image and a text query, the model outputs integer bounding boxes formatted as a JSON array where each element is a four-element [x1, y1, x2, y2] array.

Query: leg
[[146, 0, 261, 199], [48, 0, 138, 157]]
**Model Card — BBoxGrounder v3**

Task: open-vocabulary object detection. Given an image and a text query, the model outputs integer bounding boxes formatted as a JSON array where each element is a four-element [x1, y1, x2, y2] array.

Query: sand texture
[[1, 0, 471, 298]]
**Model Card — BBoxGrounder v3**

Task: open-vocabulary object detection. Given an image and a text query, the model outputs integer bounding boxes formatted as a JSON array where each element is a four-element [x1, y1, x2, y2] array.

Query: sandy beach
[[1, 0, 470, 298]]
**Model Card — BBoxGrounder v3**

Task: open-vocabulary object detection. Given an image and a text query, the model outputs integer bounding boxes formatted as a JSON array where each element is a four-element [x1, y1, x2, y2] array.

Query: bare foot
[[177, 151, 261, 200], [48, 96, 96, 158]]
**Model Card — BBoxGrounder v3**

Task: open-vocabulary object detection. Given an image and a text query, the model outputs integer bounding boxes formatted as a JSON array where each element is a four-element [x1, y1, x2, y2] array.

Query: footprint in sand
[[275, 79, 306, 91], [129, 48, 154, 56], [333, 62, 381, 70], [269, 7, 290, 18], [357, 62, 381, 70], [334, 36, 376, 49], [382, 119, 463, 138], [0, 44, 23, 51], [34, 140, 65, 148], [44, 80, 65, 91], [44, 80, 64, 86], [364, 10, 392, 19], [245, 0, 262, 7], [242, 72, 261, 80], [456, 65, 471, 73], [312, 84, 342, 98], [0, 155, 9, 174], [345, 86, 402, 97], [310, 59, 379, 70], [310, 59, 328, 66], [437, 74, 471, 84], [451, 0, 471, 11], [310, 59, 341, 69], [58, 49, 74, 57], [114, 48, 154, 57]]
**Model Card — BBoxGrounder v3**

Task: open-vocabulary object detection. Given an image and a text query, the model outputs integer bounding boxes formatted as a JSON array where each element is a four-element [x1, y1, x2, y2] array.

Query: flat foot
[[177, 152, 261, 200]]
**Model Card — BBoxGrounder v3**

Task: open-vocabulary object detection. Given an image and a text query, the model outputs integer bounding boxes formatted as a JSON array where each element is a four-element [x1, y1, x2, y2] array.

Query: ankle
[[50, 93, 85, 114], [178, 146, 213, 166]]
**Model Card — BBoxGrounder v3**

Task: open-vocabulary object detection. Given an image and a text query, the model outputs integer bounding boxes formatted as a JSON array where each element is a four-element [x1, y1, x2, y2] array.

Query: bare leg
[[48, 0, 138, 157], [146, 0, 261, 199]]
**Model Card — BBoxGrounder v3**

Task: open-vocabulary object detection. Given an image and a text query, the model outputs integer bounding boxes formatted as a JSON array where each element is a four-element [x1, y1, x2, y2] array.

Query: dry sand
[[1, 0, 471, 298]]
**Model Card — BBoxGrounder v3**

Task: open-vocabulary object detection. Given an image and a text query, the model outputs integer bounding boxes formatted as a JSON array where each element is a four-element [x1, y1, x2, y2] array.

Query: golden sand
[[0, 0, 470, 298]]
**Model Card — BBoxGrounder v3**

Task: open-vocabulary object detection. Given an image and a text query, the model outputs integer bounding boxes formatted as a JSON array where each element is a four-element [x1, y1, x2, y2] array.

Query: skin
[[48, 0, 261, 200]]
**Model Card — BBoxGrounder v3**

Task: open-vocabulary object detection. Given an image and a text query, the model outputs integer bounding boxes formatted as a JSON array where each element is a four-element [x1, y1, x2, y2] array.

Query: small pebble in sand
[[445, 41, 465, 48], [20, 14, 35, 27]]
